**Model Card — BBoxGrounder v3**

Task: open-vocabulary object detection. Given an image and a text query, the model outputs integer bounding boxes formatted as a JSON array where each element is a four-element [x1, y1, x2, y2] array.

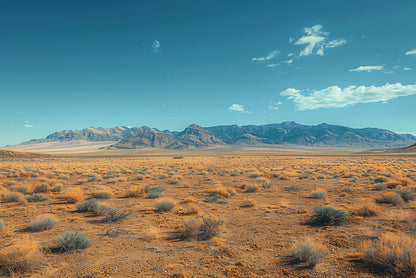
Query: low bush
[[352, 203, 381, 217], [148, 186, 165, 198], [77, 199, 99, 212], [362, 232, 416, 277], [291, 239, 327, 268], [376, 192, 403, 205], [395, 189, 416, 202], [54, 231, 91, 252], [374, 183, 387, 191], [309, 189, 327, 199], [26, 194, 49, 202], [125, 186, 145, 198], [91, 191, 112, 199], [28, 215, 57, 232], [96, 205, 129, 223], [307, 207, 347, 226], [0, 240, 42, 274], [156, 200, 175, 212], [3, 192, 24, 202], [179, 216, 223, 240], [374, 177, 388, 183]]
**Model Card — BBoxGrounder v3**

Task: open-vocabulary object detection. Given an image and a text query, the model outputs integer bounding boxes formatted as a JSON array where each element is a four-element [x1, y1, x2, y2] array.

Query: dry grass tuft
[[352, 202, 381, 217], [58, 189, 84, 204], [362, 232, 416, 277], [0, 240, 42, 274], [290, 238, 327, 268]]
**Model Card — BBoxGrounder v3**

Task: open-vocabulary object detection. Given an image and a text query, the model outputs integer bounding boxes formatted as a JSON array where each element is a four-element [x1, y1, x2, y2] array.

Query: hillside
[[14, 122, 416, 150]]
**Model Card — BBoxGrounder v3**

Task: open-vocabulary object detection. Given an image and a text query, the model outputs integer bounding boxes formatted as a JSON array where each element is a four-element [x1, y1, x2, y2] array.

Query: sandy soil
[[0, 153, 416, 277]]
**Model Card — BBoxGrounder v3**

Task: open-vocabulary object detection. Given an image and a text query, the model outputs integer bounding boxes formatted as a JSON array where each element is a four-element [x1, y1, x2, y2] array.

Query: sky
[[1, 0, 416, 146]]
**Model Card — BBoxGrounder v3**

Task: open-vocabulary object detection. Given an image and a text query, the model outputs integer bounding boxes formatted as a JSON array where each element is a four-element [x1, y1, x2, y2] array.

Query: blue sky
[[1, 0, 416, 146]]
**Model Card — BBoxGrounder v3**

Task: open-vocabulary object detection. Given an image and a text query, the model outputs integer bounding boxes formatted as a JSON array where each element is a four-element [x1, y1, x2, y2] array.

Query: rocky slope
[[17, 122, 416, 149]]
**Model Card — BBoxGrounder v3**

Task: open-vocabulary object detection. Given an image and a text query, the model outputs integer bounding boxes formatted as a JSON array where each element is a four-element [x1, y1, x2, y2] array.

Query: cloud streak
[[294, 24, 347, 57], [228, 104, 250, 113], [152, 40, 161, 52], [349, 65, 384, 72], [293, 24, 346, 56], [251, 50, 279, 62], [280, 83, 416, 110], [405, 49, 416, 56]]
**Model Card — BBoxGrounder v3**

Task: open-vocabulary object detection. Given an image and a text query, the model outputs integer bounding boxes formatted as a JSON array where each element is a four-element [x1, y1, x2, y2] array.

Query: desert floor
[[1, 152, 416, 277]]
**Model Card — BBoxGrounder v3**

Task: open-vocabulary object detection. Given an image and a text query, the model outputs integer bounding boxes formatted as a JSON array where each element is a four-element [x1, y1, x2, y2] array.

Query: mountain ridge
[[15, 122, 416, 150]]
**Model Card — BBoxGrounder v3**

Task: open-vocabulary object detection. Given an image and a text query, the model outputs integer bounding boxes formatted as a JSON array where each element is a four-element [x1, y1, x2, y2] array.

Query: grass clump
[[96, 205, 129, 223], [376, 192, 403, 205], [241, 184, 259, 193], [178, 216, 224, 241], [58, 190, 84, 204], [352, 203, 381, 217], [77, 199, 99, 212], [285, 184, 302, 192], [28, 215, 57, 232], [307, 207, 347, 226], [240, 199, 257, 207], [291, 239, 327, 268], [374, 183, 387, 191], [156, 200, 175, 212], [309, 189, 327, 199], [395, 189, 416, 202], [125, 186, 145, 198], [374, 176, 388, 183], [26, 194, 49, 202], [54, 231, 91, 252], [3, 192, 24, 202], [148, 186, 165, 198], [362, 232, 416, 277], [0, 240, 42, 274], [33, 184, 48, 193], [91, 191, 113, 199]]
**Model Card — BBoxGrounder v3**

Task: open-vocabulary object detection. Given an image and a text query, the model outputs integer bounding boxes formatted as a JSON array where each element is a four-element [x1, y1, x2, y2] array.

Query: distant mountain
[[17, 122, 416, 149]]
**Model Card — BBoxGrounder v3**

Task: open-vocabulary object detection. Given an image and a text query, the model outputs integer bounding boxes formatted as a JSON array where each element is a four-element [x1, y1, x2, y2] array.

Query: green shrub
[[34, 184, 48, 193], [374, 177, 388, 183], [307, 207, 347, 226], [26, 194, 49, 202], [91, 191, 112, 199], [148, 186, 164, 198], [395, 190, 416, 202], [77, 199, 99, 212], [3, 192, 24, 202], [374, 183, 387, 191], [156, 201, 175, 212], [55, 231, 91, 252], [28, 216, 57, 232]]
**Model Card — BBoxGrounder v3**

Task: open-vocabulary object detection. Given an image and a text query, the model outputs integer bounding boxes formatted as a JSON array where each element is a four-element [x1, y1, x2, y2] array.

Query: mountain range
[[17, 122, 416, 149]]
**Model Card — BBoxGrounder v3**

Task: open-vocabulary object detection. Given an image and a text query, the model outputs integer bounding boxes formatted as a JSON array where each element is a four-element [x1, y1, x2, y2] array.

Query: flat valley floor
[[1, 153, 416, 277]]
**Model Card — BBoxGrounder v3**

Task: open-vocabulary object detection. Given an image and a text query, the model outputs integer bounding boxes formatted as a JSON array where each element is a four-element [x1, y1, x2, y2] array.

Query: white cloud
[[24, 124, 34, 128], [280, 82, 416, 111], [293, 24, 346, 56], [349, 65, 384, 72], [266, 63, 279, 68], [228, 104, 250, 113], [152, 40, 161, 52], [282, 59, 293, 65], [403, 67, 412, 71], [251, 50, 279, 62], [405, 49, 416, 56], [268, 101, 282, 110]]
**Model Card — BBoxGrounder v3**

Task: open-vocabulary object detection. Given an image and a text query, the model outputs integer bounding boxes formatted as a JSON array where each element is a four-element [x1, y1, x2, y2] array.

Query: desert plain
[[1, 149, 416, 277]]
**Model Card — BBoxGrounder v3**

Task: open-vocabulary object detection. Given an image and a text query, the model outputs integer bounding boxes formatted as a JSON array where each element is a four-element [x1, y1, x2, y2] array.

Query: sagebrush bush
[[0, 240, 42, 274], [362, 232, 416, 277], [156, 200, 175, 212], [240, 199, 257, 207], [28, 215, 57, 232], [179, 216, 224, 240], [285, 184, 302, 192], [34, 184, 48, 193], [307, 207, 347, 226], [77, 199, 99, 212], [26, 194, 49, 202], [374, 176, 388, 183], [291, 239, 327, 268], [374, 183, 387, 191], [96, 205, 129, 223], [309, 190, 327, 199], [3, 192, 24, 202], [148, 186, 164, 198], [376, 192, 403, 205], [242, 184, 258, 193], [395, 190, 416, 202], [55, 231, 91, 252]]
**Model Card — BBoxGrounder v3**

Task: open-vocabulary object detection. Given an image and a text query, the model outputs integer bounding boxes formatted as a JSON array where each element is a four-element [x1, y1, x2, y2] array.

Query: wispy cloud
[[281, 83, 416, 111], [152, 40, 161, 52], [251, 50, 279, 62], [349, 65, 384, 72], [293, 24, 346, 56], [268, 101, 282, 110], [228, 104, 250, 113], [403, 67, 412, 71], [24, 124, 33, 128], [405, 49, 416, 56]]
